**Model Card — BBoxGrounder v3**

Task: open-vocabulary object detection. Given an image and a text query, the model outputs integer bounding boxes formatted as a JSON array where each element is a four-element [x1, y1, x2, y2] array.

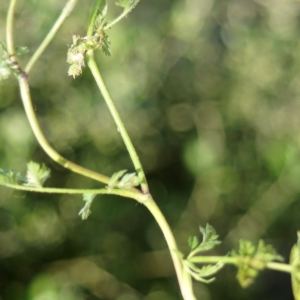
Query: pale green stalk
[[0, 182, 144, 201], [87, 53, 149, 194], [87, 0, 102, 36], [104, 10, 130, 30], [25, 0, 78, 73], [18, 77, 112, 185], [6, 0, 18, 59], [189, 256, 292, 273], [143, 197, 196, 300], [6, 0, 138, 189]]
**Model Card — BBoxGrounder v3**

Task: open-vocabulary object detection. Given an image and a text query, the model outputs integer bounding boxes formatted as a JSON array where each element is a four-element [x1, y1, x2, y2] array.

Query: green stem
[[6, 0, 18, 60], [190, 256, 237, 265], [189, 256, 292, 273], [104, 5, 138, 30], [18, 75, 140, 189], [87, 0, 102, 36], [143, 197, 196, 300], [25, 0, 78, 74], [0, 182, 144, 201], [266, 262, 292, 273], [104, 10, 128, 30], [87, 53, 149, 194]]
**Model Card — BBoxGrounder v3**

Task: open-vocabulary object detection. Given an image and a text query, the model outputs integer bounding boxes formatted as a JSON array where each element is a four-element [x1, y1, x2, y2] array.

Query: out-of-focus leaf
[[79, 193, 96, 220], [24, 162, 50, 188]]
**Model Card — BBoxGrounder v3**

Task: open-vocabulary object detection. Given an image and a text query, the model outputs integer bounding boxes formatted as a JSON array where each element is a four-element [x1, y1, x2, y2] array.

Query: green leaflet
[[79, 193, 97, 220]]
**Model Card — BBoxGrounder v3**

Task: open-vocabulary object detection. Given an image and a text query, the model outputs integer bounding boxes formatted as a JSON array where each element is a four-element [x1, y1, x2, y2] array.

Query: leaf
[[290, 232, 300, 300], [107, 169, 127, 190], [79, 193, 96, 220], [0, 168, 25, 185], [196, 223, 221, 253], [255, 240, 284, 266], [0, 61, 11, 80], [198, 262, 224, 278], [238, 240, 256, 257], [188, 236, 199, 251], [183, 260, 223, 284], [115, 0, 140, 11], [118, 172, 141, 189], [232, 239, 283, 288], [95, 0, 108, 28], [15, 46, 29, 56], [99, 31, 111, 56], [24, 161, 50, 188], [0, 40, 7, 53]]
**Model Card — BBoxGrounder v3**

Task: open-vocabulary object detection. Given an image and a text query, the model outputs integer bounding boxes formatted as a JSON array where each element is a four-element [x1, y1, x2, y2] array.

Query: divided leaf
[[24, 161, 50, 188], [232, 239, 283, 288], [189, 224, 221, 255], [95, 0, 108, 28], [118, 172, 140, 189], [0, 168, 25, 185], [107, 169, 127, 190], [107, 170, 141, 190], [116, 0, 140, 11], [188, 236, 199, 251], [79, 193, 96, 220]]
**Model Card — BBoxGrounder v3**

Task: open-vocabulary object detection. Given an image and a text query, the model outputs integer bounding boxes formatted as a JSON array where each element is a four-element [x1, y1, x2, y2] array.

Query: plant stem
[[87, 53, 149, 194], [0, 182, 144, 201], [189, 255, 292, 273], [6, 0, 18, 60], [104, 6, 136, 30], [266, 262, 292, 273], [18, 76, 121, 186], [190, 256, 237, 265], [143, 196, 196, 300], [25, 0, 78, 74], [87, 0, 102, 36]]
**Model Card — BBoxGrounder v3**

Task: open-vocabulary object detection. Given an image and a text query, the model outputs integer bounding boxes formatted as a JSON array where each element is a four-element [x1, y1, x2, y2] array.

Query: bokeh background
[[0, 0, 300, 299]]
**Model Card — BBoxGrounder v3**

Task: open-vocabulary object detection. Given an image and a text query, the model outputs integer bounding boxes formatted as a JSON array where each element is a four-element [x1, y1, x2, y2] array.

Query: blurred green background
[[1, 0, 300, 299]]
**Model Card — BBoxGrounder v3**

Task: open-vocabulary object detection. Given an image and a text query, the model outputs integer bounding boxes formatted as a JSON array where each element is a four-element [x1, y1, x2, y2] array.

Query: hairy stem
[[25, 0, 78, 73], [87, 53, 149, 194]]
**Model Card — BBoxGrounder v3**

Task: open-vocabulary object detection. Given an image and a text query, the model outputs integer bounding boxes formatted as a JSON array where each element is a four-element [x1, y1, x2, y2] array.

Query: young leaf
[[79, 193, 96, 220], [15, 46, 29, 56], [95, 0, 108, 29], [24, 161, 50, 188], [188, 236, 199, 251], [118, 172, 141, 189], [232, 239, 283, 288], [116, 0, 140, 11], [0, 61, 11, 80], [107, 169, 127, 190], [0, 168, 25, 185], [0, 40, 7, 53], [195, 223, 221, 253]]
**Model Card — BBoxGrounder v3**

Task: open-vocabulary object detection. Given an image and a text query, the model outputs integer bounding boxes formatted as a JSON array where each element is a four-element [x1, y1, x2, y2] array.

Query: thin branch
[[0, 181, 144, 201], [6, 0, 18, 60], [18, 75, 139, 192], [25, 0, 78, 73], [87, 52, 149, 194], [144, 197, 197, 300]]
